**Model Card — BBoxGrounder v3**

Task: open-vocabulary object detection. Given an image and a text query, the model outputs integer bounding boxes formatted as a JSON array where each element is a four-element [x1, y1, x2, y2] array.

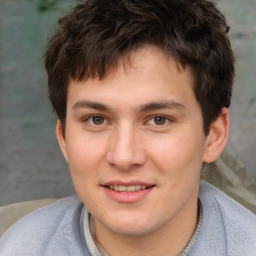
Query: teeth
[[108, 185, 149, 192], [127, 185, 135, 192], [119, 185, 126, 192], [135, 185, 141, 190]]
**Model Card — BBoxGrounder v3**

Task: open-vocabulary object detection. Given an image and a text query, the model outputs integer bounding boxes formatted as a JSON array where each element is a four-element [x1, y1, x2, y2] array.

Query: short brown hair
[[45, 0, 235, 134]]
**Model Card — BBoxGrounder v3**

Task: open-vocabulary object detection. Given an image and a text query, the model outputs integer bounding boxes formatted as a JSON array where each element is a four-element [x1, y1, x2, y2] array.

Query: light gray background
[[0, 0, 255, 206]]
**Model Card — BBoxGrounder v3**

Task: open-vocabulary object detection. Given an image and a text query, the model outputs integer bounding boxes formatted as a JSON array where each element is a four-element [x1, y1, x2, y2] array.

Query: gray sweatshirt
[[0, 181, 256, 255]]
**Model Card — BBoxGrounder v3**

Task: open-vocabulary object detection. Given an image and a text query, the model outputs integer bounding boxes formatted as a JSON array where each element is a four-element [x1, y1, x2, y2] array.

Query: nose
[[106, 124, 146, 171]]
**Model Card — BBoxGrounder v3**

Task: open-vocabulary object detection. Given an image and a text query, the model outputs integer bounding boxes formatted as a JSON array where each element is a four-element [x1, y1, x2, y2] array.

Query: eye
[[86, 116, 106, 125], [154, 116, 166, 125], [148, 116, 169, 125]]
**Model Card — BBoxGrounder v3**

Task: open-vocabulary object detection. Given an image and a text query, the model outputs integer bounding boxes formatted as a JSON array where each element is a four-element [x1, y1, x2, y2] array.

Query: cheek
[[64, 141, 100, 190], [147, 132, 205, 176], [65, 138, 103, 202], [66, 133, 106, 166]]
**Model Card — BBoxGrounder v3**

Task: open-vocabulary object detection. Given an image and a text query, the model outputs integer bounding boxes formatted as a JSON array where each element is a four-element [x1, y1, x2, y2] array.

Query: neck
[[93, 199, 199, 256]]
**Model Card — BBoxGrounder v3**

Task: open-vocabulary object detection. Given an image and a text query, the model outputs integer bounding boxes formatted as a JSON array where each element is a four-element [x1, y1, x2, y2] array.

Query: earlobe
[[203, 108, 230, 163], [56, 119, 69, 163]]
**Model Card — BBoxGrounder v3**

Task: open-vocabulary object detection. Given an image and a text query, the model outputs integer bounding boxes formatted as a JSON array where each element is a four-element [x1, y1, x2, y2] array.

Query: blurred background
[[0, 0, 255, 206]]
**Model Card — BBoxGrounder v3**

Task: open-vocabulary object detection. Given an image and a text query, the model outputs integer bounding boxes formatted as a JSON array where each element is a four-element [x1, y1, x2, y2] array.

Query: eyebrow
[[138, 101, 186, 112], [72, 100, 110, 111], [72, 99, 185, 113]]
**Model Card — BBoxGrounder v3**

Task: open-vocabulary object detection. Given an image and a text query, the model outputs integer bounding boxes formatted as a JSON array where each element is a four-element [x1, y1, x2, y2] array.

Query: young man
[[1, 0, 256, 255]]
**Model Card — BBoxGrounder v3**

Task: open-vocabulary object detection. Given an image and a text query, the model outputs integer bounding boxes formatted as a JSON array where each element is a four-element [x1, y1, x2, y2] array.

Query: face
[[57, 46, 212, 238]]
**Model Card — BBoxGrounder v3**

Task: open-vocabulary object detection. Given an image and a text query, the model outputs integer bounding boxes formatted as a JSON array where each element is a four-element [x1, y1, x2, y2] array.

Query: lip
[[103, 180, 153, 187], [101, 181, 155, 203]]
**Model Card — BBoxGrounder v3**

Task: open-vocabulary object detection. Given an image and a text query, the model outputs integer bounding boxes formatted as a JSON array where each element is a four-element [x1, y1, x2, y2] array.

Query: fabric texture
[[0, 198, 59, 237], [0, 197, 90, 256], [190, 182, 256, 255], [0, 181, 255, 256], [84, 202, 203, 256], [202, 150, 256, 213]]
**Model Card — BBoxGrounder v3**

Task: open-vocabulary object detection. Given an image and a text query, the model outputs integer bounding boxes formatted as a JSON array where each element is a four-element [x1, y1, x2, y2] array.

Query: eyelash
[[146, 115, 174, 126], [83, 115, 108, 126], [83, 114, 173, 126]]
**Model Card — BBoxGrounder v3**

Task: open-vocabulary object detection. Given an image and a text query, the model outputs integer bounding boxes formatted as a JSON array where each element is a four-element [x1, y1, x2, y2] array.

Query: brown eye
[[154, 116, 166, 125], [91, 116, 105, 125]]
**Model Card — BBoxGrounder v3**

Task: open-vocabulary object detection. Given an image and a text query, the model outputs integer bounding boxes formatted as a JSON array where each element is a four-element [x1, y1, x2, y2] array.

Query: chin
[[110, 224, 152, 237], [100, 214, 158, 237]]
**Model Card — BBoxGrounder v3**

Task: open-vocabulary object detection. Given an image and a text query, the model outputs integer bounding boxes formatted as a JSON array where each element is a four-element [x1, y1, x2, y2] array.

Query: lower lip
[[102, 186, 155, 203]]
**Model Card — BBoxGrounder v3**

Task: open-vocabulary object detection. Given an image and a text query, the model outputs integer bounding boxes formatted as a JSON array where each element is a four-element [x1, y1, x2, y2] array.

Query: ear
[[203, 108, 229, 163], [56, 119, 69, 163]]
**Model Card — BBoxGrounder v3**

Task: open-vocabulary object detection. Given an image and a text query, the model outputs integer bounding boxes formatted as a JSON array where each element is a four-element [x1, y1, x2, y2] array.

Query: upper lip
[[102, 181, 154, 187]]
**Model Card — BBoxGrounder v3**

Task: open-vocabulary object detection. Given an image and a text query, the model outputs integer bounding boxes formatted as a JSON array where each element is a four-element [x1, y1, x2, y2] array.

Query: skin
[[56, 45, 229, 256]]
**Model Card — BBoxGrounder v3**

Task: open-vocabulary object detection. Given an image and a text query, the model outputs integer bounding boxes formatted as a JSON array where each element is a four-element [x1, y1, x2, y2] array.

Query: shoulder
[[194, 181, 256, 255], [199, 181, 256, 225], [0, 196, 88, 256]]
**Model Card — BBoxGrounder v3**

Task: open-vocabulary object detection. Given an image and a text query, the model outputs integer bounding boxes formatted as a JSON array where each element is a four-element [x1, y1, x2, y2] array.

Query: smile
[[103, 183, 155, 203], [107, 185, 151, 192]]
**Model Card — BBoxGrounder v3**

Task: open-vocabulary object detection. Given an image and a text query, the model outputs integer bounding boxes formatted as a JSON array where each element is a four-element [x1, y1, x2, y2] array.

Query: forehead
[[67, 45, 196, 110]]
